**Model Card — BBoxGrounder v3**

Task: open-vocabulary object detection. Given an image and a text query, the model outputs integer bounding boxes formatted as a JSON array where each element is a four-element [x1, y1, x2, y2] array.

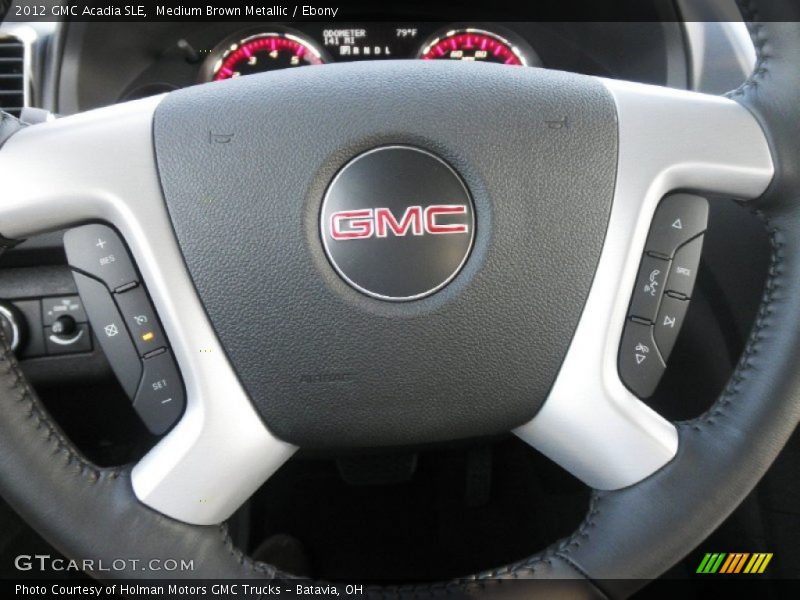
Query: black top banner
[[0, 0, 753, 23]]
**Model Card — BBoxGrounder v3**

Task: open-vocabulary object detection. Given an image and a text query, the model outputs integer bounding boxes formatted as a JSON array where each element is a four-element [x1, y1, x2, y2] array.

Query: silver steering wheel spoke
[[514, 78, 774, 490], [0, 96, 296, 525]]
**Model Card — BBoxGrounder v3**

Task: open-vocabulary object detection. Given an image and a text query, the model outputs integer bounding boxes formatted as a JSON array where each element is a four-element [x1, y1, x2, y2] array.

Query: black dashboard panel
[[57, 21, 686, 113]]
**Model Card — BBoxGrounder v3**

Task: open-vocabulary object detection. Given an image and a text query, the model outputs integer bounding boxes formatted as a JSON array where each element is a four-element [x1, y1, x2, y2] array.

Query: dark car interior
[[1, 0, 800, 596]]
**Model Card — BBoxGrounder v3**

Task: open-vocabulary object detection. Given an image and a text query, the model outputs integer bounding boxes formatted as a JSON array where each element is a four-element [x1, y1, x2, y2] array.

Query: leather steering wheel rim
[[1, 1, 799, 597]]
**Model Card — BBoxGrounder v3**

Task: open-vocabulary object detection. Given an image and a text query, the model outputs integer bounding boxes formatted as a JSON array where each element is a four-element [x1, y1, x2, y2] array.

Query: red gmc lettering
[[330, 205, 469, 240], [425, 205, 469, 234], [330, 209, 373, 240], [375, 207, 423, 237]]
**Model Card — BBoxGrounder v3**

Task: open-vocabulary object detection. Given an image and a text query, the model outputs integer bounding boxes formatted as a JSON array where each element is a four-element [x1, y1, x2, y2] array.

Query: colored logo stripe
[[697, 553, 726, 573], [697, 552, 773, 574], [719, 553, 749, 573], [744, 553, 773, 574]]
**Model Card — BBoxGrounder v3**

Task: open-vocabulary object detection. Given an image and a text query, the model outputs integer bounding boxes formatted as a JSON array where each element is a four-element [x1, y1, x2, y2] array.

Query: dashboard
[[56, 21, 686, 113]]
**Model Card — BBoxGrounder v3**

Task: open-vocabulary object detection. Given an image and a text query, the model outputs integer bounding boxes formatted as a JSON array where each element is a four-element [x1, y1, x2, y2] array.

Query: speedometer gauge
[[207, 33, 326, 81], [420, 28, 528, 66]]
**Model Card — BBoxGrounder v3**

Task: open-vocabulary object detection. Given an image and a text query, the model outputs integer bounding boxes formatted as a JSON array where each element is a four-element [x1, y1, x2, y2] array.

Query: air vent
[[0, 35, 25, 117]]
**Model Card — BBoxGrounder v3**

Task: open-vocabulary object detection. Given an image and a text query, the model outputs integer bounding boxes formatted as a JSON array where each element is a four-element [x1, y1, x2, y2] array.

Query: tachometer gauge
[[419, 28, 529, 66], [206, 32, 326, 81]]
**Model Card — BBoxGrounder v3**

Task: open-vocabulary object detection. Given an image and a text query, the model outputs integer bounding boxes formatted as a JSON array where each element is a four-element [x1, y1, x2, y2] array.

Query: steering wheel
[[1, 2, 798, 597]]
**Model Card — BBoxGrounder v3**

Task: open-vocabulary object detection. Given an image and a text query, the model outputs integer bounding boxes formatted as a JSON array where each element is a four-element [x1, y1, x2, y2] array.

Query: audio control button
[[645, 193, 708, 259], [629, 255, 670, 322], [618, 320, 666, 399]]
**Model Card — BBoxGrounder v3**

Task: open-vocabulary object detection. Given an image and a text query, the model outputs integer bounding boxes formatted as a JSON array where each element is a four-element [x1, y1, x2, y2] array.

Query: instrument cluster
[[199, 24, 539, 82], [63, 21, 680, 111]]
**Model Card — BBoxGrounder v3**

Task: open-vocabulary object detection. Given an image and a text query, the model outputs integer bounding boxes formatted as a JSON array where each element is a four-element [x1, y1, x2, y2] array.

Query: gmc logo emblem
[[330, 205, 469, 241]]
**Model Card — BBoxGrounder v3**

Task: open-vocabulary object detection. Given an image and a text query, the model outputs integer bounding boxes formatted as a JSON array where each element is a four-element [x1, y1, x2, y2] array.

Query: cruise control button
[[64, 224, 138, 292], [133, 351, 185, 435], [115, 286, 166, 356], [42, 295, 87, 325], [666, 236, 703, 298], [72, 272, 142, 397], [629, 254, 670, 322], [618, 320, 666, 399], [654, 294, 690, 360], [645, 194, 708, 258]]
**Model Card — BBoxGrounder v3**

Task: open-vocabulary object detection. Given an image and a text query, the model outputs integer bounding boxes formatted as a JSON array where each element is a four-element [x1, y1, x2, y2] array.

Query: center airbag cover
[[153, 61, 617, 448]]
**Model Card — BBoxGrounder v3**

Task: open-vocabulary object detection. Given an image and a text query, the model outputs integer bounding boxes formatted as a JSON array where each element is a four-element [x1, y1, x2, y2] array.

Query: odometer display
[[211, 33, 325, 81], [420, 29, 527, 66]]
